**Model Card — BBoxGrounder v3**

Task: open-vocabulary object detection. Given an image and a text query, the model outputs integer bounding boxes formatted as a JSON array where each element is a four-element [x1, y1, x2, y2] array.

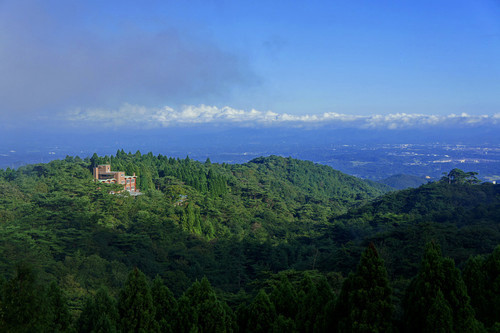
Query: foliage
[[177, 276, 234, 332], [243, 289, 277, 333], [440, 168, 480, 185], [151, 275, 177, 333], [336, 243, 393, 332], [463, 245, 500, 329], [118, 268, 157, 332], [0, 154, 498, 331], [77, 287, 119, 333], [404, 242, 484, 333], [0, 264, 47, 332]]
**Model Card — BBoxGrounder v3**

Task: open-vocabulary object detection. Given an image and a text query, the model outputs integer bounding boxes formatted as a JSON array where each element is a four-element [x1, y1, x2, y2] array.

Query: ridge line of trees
[[1, 242, 498, 332]]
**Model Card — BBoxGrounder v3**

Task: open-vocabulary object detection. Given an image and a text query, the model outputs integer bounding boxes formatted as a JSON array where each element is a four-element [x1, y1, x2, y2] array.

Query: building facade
[[93, 164, 139, 192]]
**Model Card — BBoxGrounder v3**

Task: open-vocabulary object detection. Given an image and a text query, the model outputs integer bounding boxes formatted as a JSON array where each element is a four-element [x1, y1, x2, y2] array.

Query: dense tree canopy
[[0, 154, 498, 331]]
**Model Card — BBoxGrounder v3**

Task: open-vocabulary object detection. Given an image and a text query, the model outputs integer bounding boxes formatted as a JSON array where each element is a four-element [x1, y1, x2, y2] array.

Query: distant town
[[1, 142, 499, 183]]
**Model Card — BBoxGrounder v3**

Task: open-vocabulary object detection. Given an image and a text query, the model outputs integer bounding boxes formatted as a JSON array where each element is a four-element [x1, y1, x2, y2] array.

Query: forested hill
[[245, 156, 390, 203], [0, 152, 388, 285], [377, 173, 427, 190], [0, 153, 499, 331], [333, 177, 500, 277]]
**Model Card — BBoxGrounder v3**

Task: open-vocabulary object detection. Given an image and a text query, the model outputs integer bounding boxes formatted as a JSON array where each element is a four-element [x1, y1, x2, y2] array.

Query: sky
[[1, 0, 500, 130]]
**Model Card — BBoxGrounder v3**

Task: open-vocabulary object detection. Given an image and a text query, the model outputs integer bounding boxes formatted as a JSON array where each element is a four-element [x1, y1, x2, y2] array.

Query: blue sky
[[0, 0, 499, 129]]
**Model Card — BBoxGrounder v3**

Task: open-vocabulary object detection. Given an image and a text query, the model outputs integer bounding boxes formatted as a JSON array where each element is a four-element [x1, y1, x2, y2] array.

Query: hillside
[[0, 153, 498, 331], [377, 173, 428, 190], [0, 153, 387, 287], [331, 179, 500, 276]]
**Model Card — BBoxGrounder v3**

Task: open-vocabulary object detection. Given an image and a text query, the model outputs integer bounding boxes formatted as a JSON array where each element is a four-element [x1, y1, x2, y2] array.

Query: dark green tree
[[270, 275, 298, 320], [45, 281, 72, 332], [178, 277, 234, 332], [118, 268, 157, 333], [441, 168, 479, 185], [313, 276, 336, 332], [404, 242, 484, 333], [336, 243, 393, 332], [77, 287, 119, 333], [90, 153, 100, 168], [151, 275, 178, 333], [463, 245, 500, 328], [272, 314, 296, 332], [244, 289, 277, 333], [295, 273, 334, 333], [0, 264, 46, 332], [425, 289, 453, 333]]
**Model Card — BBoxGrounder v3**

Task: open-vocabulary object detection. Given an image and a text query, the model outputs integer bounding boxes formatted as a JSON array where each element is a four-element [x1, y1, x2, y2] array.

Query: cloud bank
[[67, 104, 500, 129], [0, 1, 252, 118]]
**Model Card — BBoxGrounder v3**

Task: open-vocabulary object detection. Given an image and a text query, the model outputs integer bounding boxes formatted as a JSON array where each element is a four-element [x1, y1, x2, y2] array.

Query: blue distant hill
[[378, 174, 428, 190]]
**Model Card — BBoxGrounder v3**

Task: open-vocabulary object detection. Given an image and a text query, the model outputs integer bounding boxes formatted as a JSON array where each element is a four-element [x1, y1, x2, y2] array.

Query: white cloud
[[66, 104, 500, 129]]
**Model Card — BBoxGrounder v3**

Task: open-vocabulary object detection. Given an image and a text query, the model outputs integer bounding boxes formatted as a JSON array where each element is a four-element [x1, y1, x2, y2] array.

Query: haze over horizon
[[1, 0, 499, 135]]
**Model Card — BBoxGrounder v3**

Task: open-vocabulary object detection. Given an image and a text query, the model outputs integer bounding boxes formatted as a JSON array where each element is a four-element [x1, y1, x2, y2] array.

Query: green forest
[[0, 152, 499, 332]]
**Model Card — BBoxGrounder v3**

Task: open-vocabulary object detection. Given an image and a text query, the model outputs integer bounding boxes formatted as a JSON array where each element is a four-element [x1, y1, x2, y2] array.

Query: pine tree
[[118, 268, 157, 333], [245, 289, 277, 333], [295, 273, 320, 332], [77, 287, 118, 333], [179, 277, 233, 332], [480, 245, 500, 327], [270, 275, 298, 320], [151, 275, 177, 333], [90, 153, 101, 168], [1, 264, 46, 332], [404, 242, 484, 333], [463, 245, 500, 328], [425, 289, 453, 333], [272, 314, 296, 332], [313, 276, 336, 332], [45, 281, 71, 332], [336, 243, 393, 332]]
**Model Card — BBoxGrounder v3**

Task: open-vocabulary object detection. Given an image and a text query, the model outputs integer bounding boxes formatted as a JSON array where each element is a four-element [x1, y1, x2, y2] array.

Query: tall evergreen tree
[[336, 243, 393, 332], [244, 289, 277, 333], [404, 242, 484, 333], [178, 277, 233, 332], [0, 264, 46, 332], [77, 287, 119, 333], [425, 289, 453, 333], [463, 245, 500, 328], [295, 273, 322, 332], [118, 268, 157, 333], [45, 281, 72, 332], [313, 276, 336, 333], [270, 275, 298, 320], [151, 275, 178, 333], [90, 153, 100, 168]]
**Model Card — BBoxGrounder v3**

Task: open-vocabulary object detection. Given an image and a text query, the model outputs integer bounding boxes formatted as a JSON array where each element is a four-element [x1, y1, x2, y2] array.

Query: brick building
[[93, 164, 139, 192]]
